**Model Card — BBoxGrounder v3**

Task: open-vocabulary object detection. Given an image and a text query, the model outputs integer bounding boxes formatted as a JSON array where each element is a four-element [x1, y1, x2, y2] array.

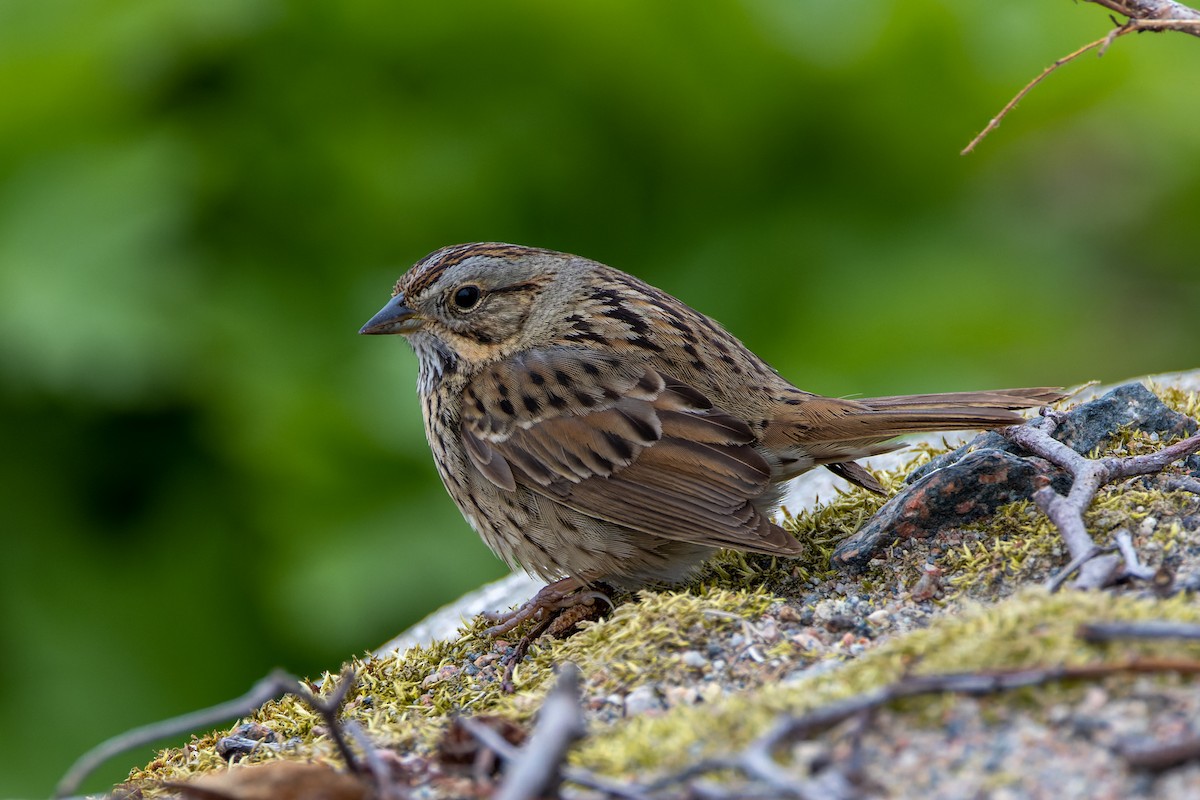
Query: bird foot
[[482, 579, 610, 637], [482, 580, 614, 692]]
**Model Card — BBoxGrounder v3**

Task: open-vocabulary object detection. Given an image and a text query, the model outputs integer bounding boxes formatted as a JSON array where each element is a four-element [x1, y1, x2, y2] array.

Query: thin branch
[[963, 0, 1200, 153], [492, 664, 589, 800], [1001, 414, 1200, 589], [961, 34, 1113, 155], [55, 670, 299, 798], [1043, 542, 1109, 592], [345, 720, 407, 800], [1081, 615, 1200, 775], [58, 668, 399, 800], [1165, 475, 1200, 495], [462, 655, 1200, 798], [1113, 528, 1157, 580], [648, 657, 1200, 796], [295, 668, 361, 776], [1078, 620, 1200, 641], [299, 669, 409, 798], [463, 686, 650, 800], [1087, 0, 1200, 32]]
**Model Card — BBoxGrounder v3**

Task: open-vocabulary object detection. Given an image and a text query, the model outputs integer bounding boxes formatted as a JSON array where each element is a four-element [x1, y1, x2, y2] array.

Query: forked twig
[[1079, 620, 1200, 641], [963, 1, 1200, 153], [1000, 412, 1200, 590], [55, 670, 299, 798], [56, 667, 397, 800]]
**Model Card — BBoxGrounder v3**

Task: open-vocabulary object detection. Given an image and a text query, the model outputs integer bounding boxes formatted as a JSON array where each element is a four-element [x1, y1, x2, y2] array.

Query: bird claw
[[479, 580, 615, 692], [482, 582, 610, 637]]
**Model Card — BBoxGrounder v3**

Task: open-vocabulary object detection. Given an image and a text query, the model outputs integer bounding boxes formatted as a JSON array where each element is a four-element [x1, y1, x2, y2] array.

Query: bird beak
[[359, 294, 422, 335]]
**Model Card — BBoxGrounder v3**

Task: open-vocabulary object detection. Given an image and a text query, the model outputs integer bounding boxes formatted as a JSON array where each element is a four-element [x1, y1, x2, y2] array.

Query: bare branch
[[963, 1, 1200, 153], [961, 35, 1113, 155], [1078, 620, 1200, 641], [294, 668, 362, 778], [1000, 414, 1200, 590], [55, 670, 299, 798], [1114, 528, 1157, 580], [646, 657, 1200, 797], [488, 664, 593, 800], [1087, 0, 1200, 32], [1043, 541, 1110, 592]]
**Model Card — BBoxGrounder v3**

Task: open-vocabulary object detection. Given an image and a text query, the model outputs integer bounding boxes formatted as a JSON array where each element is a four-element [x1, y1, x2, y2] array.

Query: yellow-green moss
[[942, 501, 1064, 598], [574, 589, 1200, 777], [1154, 382, 1200, 420], [124, 382, 1200, 794], [124, 585, 787, 791]]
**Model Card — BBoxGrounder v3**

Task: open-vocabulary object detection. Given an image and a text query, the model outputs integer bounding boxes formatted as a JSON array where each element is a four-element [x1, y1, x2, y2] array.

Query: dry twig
[[963, 0, 1200, 153], [463, 664, 647, 800], [643, 657, 1200, 798], [1165, 475, 1200, 495], [1044, 540, 1112, 593], [285, 669, 406, 799], [55, 670, 299, 799], [296, 669, 359, 773], [56, 668, 405, 800], [1073, 619, 1200, 773], [1000, 411, 1200, 590], [1078, 620, 1200, 641], [493, 663, 586, 800], [1113, 528, 1157, 580]]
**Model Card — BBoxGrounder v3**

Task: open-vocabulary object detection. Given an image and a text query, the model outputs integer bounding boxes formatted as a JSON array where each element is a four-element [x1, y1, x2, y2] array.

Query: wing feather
[[459, 348, 800, 556]]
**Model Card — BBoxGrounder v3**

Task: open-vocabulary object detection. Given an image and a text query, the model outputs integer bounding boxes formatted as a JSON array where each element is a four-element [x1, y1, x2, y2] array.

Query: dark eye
[[452, 285, 481, 310]]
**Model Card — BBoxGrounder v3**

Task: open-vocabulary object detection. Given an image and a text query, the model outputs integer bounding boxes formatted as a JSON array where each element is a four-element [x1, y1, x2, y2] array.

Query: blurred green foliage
[[1, 0, 1198, 794]]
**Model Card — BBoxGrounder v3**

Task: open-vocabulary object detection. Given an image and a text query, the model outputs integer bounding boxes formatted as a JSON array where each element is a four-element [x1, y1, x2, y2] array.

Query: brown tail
[[849, 387, 1065, 436], [782, 387, 1064, 494], [860, 387, 1065, 412]]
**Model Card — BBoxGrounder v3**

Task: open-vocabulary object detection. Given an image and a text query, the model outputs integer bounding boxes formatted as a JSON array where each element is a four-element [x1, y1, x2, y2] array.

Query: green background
[[2, 1, 1198, 795]]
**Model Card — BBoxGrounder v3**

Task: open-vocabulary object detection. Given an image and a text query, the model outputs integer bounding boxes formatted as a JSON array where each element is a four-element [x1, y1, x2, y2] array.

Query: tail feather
[[841, 406, 1038, 437], [774, 387, 1066, 493], [861, 387, 1064, 410], [844, 387, 1066, 439]]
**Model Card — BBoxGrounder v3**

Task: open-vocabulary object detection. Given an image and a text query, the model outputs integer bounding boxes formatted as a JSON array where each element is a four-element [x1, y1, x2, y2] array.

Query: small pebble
[[777, 605, 803, 623], [624, 685, 665, 716]]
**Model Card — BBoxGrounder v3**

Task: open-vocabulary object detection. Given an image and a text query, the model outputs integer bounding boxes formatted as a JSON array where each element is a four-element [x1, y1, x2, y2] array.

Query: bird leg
[[484, 577, 614, 692], [482, 576, 611, 637]]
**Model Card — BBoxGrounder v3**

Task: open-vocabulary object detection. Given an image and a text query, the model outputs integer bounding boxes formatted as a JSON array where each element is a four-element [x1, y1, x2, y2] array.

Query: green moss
[[123, 383, 1200, 795], [521, 587, 777, 691], [574, 590, 1200, 777], [124, 585, 786, 792], [1154, 382, 1200, 420], [942, 501, 1064, 599]]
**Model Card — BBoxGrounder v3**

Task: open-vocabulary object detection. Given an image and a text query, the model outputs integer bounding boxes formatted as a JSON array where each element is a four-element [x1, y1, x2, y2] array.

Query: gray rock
[[624, 684, 665, 716], [833, 382, 1198, 568]]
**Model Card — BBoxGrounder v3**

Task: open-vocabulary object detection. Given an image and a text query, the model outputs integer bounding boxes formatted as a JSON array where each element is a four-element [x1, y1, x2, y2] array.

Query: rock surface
[[834, 381, 1200, 568], [121, 372, 1200, 800]]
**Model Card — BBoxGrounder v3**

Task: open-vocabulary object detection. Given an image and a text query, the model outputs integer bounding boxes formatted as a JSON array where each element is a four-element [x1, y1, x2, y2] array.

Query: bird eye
[[452, 285, 481, 310]]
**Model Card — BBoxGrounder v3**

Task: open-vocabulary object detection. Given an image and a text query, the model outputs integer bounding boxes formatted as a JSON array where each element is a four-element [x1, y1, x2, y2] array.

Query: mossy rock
[[119, 376, 1200, 798]]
